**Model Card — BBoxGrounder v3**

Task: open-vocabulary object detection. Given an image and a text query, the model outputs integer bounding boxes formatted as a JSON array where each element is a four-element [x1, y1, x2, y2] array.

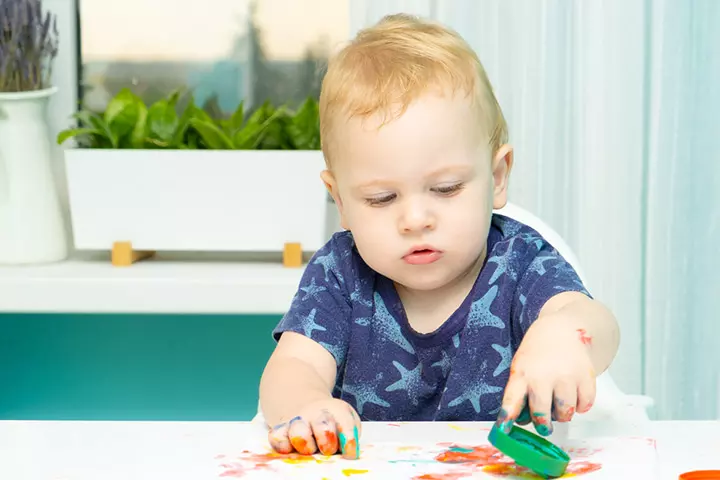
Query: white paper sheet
[[215, 432, 659, 479]]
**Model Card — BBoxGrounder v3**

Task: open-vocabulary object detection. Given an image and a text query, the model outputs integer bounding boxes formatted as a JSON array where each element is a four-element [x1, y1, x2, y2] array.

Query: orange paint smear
[[318, 430, 339, 456], [343, 438, 359, 459], [435, 445, 506, 464], [219, 449, 332, 477], [432, 444, 602, 478], [483, 460, 602, 479], [290, 436, 313, 455]]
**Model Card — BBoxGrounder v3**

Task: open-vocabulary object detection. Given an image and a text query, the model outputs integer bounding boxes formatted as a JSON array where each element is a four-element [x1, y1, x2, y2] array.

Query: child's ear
[[492, 144, 514, 210], [320, 169, 349, 230]]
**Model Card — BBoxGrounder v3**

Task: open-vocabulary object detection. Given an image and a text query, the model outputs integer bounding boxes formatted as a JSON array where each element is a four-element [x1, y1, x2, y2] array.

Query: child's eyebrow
[[350, 164, 475, 193], [424, 164, 475, 178], [351, 179, 394, 193]]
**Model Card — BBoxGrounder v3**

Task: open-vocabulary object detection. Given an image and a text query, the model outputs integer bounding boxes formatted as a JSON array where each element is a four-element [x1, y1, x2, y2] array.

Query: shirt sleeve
[[512, 241, 592, 338], [272, 236, 353, 369]]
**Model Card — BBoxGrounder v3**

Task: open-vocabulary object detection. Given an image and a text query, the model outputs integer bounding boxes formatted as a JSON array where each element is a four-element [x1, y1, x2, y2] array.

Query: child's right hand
[[267, 398, 362, 459]]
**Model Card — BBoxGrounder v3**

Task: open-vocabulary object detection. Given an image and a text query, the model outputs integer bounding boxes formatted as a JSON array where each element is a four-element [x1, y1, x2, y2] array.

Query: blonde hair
[[319, 13, 508, 166]]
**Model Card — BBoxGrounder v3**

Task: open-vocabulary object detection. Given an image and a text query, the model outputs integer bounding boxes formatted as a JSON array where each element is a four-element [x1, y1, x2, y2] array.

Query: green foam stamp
[[488, 423, 570, 478]]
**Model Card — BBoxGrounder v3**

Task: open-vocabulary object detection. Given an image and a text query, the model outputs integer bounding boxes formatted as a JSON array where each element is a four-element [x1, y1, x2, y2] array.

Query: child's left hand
[[495, 311, 597, 436]]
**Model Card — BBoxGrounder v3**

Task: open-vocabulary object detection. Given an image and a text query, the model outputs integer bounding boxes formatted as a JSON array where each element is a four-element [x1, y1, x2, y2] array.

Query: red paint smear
[[219, 450, 321, 477], [565, 447, 602, 458], [219, 467, 245, 478], [578, 401, 594, 414], [577, 328, 593, 345], [219, 461, 273, 478], [388, 423, 402, 427]]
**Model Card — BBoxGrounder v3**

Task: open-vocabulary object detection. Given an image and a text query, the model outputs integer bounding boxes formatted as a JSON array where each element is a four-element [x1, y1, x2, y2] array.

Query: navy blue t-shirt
[[272, 214, 590, 421]]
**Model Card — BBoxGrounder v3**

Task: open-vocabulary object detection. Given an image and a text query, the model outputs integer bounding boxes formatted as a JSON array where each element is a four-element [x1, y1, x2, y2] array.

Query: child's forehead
[[335, 94, 486, 156], [332, 127, 489, 188]]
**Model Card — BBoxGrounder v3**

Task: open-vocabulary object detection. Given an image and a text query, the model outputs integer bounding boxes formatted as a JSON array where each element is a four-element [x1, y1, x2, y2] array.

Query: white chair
[[254, 202, 655, 434]]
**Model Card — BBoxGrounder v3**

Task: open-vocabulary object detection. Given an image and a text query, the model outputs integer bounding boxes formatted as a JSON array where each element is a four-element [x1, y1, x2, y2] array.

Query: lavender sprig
[[0, 0, 59, 92]]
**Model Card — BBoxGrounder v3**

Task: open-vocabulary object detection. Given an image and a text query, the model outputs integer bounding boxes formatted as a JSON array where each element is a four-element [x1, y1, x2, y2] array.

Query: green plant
[[57, 88, 321, 150]]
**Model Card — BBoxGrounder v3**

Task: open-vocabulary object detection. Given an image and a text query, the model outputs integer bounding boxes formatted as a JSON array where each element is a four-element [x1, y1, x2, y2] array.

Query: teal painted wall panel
[[0, 313, 281, 421]]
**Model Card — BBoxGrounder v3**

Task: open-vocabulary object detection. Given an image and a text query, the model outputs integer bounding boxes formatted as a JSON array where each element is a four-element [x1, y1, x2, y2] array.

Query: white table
[[0, 420, 717, 480]]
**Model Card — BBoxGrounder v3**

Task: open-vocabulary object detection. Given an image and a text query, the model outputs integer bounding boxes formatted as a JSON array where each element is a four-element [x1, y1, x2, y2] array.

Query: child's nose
[[398, 201, 436, 234]]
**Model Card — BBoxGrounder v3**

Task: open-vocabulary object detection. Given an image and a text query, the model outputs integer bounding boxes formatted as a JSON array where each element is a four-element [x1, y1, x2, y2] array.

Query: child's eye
[[365, 193, 396, 206], [433, 183, 465, 195]]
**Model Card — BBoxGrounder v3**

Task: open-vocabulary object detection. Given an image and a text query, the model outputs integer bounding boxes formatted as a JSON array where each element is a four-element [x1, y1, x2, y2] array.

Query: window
[[79, 0, 349, 115]]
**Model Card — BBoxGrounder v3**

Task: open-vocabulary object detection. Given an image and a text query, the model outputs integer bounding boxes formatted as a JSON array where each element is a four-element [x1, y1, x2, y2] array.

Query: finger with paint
[[336, 405, 362, 460], [495, 373, 528, 433], [310, 410, 339, 456], [287, 416, 318, 455], [576, 370, 597, 414], [516, 404, 532, 425], [267, 420, 293, 454], [552, 382, 577, 423], [527, 385, 554, 436]]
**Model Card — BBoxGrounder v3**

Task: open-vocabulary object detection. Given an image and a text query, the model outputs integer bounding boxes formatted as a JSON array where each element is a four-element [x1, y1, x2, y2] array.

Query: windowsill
[[0, 253, 304, 315]]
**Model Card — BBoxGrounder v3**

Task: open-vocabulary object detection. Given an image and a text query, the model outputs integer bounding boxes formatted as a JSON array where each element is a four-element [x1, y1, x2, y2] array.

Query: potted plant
[[0, 0, 68, 264], [57, 89, 328, 267]]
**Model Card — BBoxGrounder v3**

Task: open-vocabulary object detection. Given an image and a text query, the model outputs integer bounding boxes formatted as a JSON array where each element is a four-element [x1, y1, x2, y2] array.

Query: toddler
[[259, 13, 620, 460]]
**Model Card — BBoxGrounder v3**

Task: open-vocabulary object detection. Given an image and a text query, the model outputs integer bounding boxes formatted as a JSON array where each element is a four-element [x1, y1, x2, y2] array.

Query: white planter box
[[64, 149, 329, 257]]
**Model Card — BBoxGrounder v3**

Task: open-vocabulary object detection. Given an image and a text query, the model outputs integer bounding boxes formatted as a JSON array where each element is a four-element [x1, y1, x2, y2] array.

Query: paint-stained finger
[[268, 421, 293, 454], [310, 410, 339, 456], [576, 371, 597, 414], [334, 406, 361, 460], [528, 385, 554, 436], [348, 405, 363, 436], [552, 381, 577, 422], [287, 416, 317, 455], [516, 403, 531, 425], [496, 376, 527, 433]]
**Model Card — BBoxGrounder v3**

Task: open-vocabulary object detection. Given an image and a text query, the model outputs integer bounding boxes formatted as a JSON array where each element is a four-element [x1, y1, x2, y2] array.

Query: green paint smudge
[[353, 425, 360, 458], [449, 447, 474, 453]]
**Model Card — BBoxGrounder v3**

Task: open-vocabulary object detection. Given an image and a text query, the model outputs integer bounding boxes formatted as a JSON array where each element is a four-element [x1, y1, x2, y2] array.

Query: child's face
[[322, 92, 512, 292]]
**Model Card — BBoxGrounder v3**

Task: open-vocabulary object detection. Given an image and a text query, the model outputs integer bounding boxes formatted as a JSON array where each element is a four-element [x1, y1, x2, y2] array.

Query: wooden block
[[283, 242, 303, 268], [112, 241, 155, 267]]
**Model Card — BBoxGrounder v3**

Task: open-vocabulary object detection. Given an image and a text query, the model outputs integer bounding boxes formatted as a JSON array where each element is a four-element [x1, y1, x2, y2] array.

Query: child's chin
[[392, 271, 454, 292]]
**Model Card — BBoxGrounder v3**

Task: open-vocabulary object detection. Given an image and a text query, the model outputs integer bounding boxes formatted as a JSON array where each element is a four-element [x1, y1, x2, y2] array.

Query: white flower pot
[[64, 149, 329, 260], [0, 87, 69, 264]]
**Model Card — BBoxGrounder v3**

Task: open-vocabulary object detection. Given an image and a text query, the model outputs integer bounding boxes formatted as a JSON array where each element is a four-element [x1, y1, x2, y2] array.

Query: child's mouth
[[403, 248, 442, 265]]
